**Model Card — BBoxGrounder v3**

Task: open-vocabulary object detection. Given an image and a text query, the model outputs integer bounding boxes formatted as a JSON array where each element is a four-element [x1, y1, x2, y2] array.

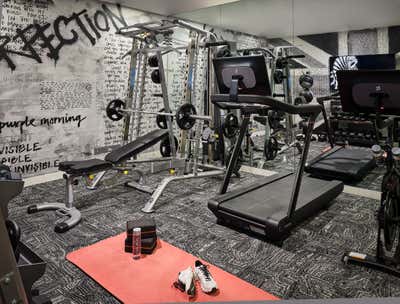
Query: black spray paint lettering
[[0, 114, 87, 134], [0, 142, 42, 155], [0, 116, 37, 134], [0, 4, 127, 70], [0, 141, 58, 174], [40, 114, 87, 128]]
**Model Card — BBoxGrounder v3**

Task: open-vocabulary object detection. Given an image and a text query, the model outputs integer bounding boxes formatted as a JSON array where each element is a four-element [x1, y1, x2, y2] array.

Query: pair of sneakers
[[173, 260, 218, 297]]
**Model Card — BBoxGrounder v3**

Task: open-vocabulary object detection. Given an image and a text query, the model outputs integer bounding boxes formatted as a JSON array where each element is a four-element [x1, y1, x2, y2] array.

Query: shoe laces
[[199, 265, 212, 281]]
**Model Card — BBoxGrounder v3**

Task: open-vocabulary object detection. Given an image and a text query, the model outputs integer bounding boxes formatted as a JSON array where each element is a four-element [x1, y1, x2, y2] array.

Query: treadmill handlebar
[[211, 94, 322, 115], [316, 92, 341, 104]]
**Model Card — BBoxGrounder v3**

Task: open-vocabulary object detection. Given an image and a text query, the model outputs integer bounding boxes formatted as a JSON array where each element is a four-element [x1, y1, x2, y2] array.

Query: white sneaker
[[194, 260, 218, 294], [173, 266, 196, 297]]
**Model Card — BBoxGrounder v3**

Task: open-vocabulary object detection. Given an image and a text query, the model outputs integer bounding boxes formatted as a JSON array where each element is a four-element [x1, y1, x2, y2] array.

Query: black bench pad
[[58, 129, 169, 175], [59, 159, 112, 175], [104, 129, 168, 163]]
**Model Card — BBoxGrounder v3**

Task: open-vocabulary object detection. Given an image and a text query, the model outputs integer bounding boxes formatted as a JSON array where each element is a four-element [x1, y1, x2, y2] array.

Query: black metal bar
[[317, 98, 335, 148], [287, 112, 318, 218], [219, 114, 250, 194]]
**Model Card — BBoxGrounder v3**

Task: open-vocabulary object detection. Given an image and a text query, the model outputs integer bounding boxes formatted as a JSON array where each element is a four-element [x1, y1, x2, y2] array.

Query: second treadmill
[[304, 94, 375, 182]]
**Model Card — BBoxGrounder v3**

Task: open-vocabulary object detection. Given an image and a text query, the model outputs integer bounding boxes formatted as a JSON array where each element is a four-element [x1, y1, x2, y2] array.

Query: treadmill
[[208, 55, 344, 242], [304, 93, 376, 182]]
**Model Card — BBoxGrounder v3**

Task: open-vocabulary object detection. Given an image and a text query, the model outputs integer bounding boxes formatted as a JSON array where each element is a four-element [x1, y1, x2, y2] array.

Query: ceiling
[[100, 0, 239, 15], [176, 0, 400, 38]]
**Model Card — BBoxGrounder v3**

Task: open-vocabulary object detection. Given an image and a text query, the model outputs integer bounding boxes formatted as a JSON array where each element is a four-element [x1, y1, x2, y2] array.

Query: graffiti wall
[[0, 0, 266, 176]]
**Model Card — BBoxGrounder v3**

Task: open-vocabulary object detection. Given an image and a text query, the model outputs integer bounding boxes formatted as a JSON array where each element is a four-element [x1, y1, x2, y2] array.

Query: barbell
[[106, 99, 211, 130]]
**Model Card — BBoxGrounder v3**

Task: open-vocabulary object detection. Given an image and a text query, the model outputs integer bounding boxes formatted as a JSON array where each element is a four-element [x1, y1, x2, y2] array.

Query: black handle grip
[[287, 55, 305, 59], [316, 92, 341, 104]]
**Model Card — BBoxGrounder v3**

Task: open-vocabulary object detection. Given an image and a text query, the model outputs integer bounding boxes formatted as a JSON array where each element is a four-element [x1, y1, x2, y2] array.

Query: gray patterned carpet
[[9, 143, 400, 303]]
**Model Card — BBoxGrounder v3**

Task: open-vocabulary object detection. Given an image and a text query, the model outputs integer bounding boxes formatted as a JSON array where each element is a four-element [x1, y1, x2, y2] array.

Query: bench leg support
[[27, 174, 81, 233]]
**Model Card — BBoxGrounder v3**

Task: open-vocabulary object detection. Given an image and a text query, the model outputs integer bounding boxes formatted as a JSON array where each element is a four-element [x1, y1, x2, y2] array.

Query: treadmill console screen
[[337, 69, 400, 115], [213, 55, 271, 96], [329, 54, 396, 92]]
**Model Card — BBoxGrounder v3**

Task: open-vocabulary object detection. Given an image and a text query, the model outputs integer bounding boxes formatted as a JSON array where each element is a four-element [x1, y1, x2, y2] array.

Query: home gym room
[[1, 0, 400, 303]]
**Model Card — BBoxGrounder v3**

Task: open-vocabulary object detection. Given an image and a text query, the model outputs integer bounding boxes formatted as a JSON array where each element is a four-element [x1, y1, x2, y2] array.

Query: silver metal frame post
[[156, 50, 177, 158]]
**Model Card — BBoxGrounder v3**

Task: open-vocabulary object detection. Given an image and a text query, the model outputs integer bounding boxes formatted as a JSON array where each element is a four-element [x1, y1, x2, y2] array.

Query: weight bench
[[27, 129, 169, 233]]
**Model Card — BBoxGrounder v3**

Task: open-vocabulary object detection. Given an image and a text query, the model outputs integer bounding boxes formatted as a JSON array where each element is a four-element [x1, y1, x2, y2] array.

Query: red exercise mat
[[66, 233, 279, 303]]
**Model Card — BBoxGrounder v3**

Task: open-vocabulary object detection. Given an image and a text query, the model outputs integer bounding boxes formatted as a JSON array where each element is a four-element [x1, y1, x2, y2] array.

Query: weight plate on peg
[[160, 136, 178, 157], [299, 73, 314, 89], [106, 99, 125, 121], [176, 104, 197, 130], [223, 113, 239, 138], [148, 55, 159, 67], [156, 108, 173, 129], [264, 136, 279, 160], [273, 70, 285, 84], [151, 69, 161, 84]]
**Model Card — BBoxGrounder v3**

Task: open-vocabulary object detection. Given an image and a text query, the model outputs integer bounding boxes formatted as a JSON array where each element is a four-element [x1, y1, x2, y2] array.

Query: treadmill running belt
[[220, 175, 341, 225], [305, 147, 375, 182], [209, 174, 343, 241]]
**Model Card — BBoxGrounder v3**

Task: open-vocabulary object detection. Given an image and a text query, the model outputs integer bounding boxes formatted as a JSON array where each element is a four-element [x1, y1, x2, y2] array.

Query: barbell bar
[[118, 108, 211, 121], [106, 99, 211, 130]]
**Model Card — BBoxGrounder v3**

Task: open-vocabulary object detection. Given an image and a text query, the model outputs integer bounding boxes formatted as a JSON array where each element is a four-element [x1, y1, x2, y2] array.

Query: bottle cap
[[133, 227, 141, 233]]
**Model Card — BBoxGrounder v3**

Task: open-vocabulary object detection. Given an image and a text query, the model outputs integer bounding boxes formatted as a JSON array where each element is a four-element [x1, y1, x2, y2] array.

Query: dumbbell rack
[[329, 100, 383, 147]]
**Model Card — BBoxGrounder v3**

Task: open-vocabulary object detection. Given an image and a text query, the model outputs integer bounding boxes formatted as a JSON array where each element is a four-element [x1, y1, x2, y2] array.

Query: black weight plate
[[268, 111, 284, 130], [176, 104, 197, 130], [106, 99, 125, 121], [300, 89, 314, 103], [160, 136, 178, 157], [223, 113, 239, 138], [148, 55, 158, 67], [156, 108, 173, 129], [264, 136, 279, 160], [151, 69, 161, 84], [299, 73, 314, 89], [273, 70, 284, 84]]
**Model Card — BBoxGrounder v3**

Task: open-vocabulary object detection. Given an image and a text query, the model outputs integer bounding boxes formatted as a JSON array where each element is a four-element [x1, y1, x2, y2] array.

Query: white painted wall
[[177, 0, 400, 38], [100, 0, 239, 15]]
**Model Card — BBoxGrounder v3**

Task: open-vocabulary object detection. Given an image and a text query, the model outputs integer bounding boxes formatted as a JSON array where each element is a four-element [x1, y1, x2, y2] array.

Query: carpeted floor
[[9, 150, 400, 303], [10, 143, 400, 303]]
